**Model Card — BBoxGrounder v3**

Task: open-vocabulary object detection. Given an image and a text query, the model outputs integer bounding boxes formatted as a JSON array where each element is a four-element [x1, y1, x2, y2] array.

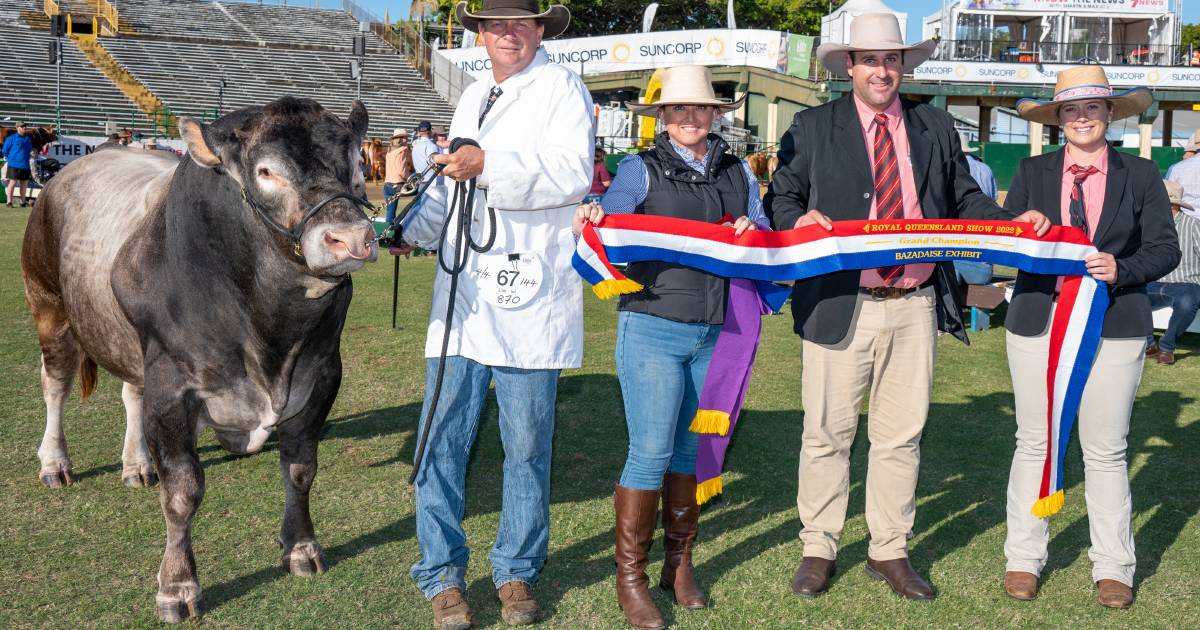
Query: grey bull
[[20, 97, 378, 622]]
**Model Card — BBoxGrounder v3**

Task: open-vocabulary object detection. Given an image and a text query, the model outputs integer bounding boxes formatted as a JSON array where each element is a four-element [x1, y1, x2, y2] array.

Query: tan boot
[[497, 581, 541, 626], [659, 473, 708, 609], [1097, 579, 1134, 609], [1004, 571, 1038, 601], [615, 485, 666, 629], [431, 588, 473, 630]]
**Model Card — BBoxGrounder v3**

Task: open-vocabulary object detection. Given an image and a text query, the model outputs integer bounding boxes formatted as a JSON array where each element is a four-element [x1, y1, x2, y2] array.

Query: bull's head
[[178, 97, 378, 277]]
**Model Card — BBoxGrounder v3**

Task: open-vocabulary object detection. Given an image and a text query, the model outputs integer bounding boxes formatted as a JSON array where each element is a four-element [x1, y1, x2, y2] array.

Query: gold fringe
[[689, 409, 731, 436], [1031, 490, 1064, 518], [695, 476, 723, 505], [591, 278, 644, 300]]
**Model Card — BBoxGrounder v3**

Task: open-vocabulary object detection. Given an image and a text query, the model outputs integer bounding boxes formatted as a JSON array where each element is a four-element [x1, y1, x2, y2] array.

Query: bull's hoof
[[121, 463, 158, 488], [39, 461, 74, 488], [155, 585, 204, 623], [281, 541, 328, 577]]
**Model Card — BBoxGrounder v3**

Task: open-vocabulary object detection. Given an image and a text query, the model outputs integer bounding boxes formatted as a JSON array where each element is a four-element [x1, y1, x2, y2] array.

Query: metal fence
[[0, 102, 218, 137], [931, 39, 1199, 67]]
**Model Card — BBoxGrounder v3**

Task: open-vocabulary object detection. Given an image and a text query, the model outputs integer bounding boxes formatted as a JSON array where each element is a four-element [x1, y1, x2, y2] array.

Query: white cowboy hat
[[1165, 180, 1193, 210], [1015, 65, 1152, 126], [455, 1, 570, 39], [626, 65, 747, 116], [1185, 129, 1200, 153], [391, 128, 409, 138], [959, 132, 978, 153], [816, 12, 935, 78]]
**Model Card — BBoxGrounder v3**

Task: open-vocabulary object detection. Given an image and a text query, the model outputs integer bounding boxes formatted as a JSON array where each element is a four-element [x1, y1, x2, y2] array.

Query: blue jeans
[[615, 311, 721, 490], [1146, 281, 1200, 352], [409, 356, 559, 599], [383, 181, 400, 224], [954, 261, 993, 285]]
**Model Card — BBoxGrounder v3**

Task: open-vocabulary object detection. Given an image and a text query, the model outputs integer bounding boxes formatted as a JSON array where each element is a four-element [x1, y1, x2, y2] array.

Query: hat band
[[1053, 85, 1113, 102]]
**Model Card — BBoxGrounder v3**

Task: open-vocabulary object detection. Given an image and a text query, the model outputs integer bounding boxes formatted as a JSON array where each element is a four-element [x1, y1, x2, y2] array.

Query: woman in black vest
[[572, 65, 766, 630]]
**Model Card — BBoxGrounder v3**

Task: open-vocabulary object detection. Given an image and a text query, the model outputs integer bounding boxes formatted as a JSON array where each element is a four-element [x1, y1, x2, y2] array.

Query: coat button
[[863, 192, 871, 199]]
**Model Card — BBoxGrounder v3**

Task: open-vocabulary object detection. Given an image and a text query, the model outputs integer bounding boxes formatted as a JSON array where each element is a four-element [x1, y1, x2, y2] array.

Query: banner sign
[[914, 60, 1200, 88], [437, 29, 788, 79], [964, 0, 1168, 14], [43, 136, 186, 165], [785, 34, 815, 80], [574, 215, 1106, 516]]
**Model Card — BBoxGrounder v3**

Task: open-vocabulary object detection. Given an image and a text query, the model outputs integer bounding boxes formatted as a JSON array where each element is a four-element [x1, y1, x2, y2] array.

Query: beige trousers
[[1004, 309, 1143, 587], [797, 287, 936, 561]]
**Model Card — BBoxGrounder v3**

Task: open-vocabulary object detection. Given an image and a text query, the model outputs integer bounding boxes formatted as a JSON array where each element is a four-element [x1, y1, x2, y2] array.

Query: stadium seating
[[101, 37, 452, 138], [0, 28, 143, 135]]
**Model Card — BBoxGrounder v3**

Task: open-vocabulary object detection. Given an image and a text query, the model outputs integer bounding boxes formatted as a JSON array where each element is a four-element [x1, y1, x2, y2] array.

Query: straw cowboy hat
[[1015, 66, 1152, 126], [1165, 180, 1193, 210], [455, 0, 570, 39], [626, 65, 747, 116], [1184, 129, 1200, 153], [959, 132, 978, 154], [390, 128, 408, 138], [816, 12, 936, 78]]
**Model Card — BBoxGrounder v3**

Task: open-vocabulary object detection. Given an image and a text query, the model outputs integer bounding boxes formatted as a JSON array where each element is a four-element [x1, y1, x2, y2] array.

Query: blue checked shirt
[[966, 155, 997, 201], [599, 140, 769, 229]]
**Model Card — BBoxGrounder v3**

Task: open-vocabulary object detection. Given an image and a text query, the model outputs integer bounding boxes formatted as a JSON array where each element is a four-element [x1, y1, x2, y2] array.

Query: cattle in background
[[362, 137, 386, 182], [21, 97, 377, 622], [0, 124, 57, 153]]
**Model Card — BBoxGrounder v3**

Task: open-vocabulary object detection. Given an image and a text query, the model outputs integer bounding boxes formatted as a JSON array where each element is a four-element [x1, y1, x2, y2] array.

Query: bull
[[21, 97, 377, 622]]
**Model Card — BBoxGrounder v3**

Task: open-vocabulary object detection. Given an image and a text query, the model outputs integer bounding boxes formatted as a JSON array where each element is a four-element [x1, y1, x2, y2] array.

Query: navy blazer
[[765, 94, 1009, 345], [1003, 146, 1180, 338]]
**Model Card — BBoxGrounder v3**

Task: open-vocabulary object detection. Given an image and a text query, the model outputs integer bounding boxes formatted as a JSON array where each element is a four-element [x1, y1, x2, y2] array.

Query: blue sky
[[359, 1, 1199, 42]]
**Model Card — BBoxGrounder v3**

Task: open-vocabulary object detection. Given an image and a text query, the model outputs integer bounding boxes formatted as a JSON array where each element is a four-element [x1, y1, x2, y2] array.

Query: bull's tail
[[79, 355, 98, 401]]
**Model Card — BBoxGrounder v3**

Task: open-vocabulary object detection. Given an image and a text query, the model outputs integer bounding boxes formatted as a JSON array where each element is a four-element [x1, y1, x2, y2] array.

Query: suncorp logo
[[458, 58, 492, 72], [639, 41, 702, 56], [919, 65, 953, 76], [978, 67, 1017, 78], [612, 43, 631, 62], [736, 41, 768, 55], [547, 48, 608, 65]]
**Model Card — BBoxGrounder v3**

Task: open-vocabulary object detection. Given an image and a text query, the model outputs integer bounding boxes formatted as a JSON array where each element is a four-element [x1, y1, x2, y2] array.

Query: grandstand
[[0, 27, 142, 135], [0, 0, 452, 138]]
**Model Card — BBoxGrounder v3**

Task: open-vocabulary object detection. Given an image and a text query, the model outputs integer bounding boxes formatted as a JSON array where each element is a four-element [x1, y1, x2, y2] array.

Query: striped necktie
[[478, 86, 503, 127], [872, 113, 905, 285], [1067, 164, 1099, 236]]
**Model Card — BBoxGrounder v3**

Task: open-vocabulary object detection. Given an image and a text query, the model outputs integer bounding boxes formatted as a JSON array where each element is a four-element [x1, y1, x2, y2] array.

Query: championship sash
[[574, 215, 1107, 517]]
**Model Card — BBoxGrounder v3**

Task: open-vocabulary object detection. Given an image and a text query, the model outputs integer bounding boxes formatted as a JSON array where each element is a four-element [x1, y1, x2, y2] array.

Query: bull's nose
[[323, 225, 375, 261]]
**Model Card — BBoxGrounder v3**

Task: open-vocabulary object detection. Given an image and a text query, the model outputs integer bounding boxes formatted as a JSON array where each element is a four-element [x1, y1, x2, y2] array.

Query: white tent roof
[[828, 0, 900, 16]]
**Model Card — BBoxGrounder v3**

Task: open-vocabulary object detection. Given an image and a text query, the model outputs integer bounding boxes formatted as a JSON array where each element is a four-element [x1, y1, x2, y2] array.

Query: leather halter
[[240, 188, 374, 257]]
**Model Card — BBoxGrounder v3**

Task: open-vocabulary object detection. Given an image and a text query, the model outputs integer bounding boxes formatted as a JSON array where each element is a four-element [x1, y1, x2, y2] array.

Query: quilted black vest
[[617, 132, 749, 325]]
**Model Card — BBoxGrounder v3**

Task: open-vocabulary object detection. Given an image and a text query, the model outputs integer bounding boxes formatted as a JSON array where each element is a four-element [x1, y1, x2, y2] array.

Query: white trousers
[[1004, 309, 1144, 587]]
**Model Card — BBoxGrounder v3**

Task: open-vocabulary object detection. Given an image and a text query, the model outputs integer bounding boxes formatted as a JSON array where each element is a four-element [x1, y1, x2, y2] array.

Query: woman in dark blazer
[[1000, 66, 1180, 609]]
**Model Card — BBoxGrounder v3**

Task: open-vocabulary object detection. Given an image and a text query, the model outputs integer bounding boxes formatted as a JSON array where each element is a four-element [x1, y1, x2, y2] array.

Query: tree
[[1181, 23, 1200, 52]]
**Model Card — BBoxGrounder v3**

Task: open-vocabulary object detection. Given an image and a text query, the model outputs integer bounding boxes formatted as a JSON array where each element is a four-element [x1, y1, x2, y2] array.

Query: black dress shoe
[[865, 557, 934, 601], [791, 557, 836, 598]]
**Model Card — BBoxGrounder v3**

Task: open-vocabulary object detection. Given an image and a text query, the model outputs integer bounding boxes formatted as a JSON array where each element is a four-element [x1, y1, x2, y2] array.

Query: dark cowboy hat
[[455, 1, 570, 39]]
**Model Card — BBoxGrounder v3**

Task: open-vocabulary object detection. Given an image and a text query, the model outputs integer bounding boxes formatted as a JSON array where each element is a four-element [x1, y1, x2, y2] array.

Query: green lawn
[[0, 208, 1197, 629]]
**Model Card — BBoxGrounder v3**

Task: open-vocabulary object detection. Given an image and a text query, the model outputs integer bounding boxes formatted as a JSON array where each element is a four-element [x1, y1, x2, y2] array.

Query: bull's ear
[[179, 117, 222, 168], [347, 101, 369, 142]]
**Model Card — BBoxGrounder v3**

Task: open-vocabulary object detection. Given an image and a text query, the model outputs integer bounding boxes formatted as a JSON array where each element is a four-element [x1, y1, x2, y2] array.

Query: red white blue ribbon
[[574, 215, 1107, 517]]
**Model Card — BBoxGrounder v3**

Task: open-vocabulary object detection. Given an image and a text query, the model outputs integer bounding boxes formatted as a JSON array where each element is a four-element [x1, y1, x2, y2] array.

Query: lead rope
[[406, 138, 496, 485]]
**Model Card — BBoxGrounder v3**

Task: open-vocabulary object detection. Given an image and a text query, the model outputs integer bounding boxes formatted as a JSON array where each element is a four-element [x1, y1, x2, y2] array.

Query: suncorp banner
[[913, 60, 1200, 89], [964, 0, 1168, 14], [437, 29, 791, 79]]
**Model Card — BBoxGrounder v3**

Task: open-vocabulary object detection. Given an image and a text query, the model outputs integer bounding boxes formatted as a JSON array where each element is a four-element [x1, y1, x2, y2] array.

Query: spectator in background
[[410, 120, 441, 185], [129, 133, 146, 149], [956, 131, 997, 285], [1146, 180, 1200, 365], [118, 129, 133, 146], [383, 128, 413, 225], [1167, 129, 1200, 217], [3, 122, 34, 207], [585, 147, 612, 203], [98, 133, 123, 150]]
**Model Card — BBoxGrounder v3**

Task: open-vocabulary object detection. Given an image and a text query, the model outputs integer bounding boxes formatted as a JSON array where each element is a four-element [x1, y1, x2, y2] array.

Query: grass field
[[1, 205, 1197, 629]]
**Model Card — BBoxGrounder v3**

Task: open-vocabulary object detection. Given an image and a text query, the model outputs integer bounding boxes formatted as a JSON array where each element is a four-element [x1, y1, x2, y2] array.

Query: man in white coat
[[397, 2, 593, 628]]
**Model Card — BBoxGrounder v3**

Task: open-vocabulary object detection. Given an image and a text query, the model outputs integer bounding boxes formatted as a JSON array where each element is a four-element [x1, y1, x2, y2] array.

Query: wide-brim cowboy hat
[[455, 1, 570, 39], [816, 12, 935, 78], [1165, 180, 1193, 210], [1184, 129, 1200, 152], [1015, 65, 1152, 126], [391, 128, 408, 138], [959, 132, 978, 153], [627, 65, 747, 116]]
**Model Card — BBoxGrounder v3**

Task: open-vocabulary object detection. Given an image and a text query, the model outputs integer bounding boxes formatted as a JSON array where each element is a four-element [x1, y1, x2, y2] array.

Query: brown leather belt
[[859, 281, 932, 300]]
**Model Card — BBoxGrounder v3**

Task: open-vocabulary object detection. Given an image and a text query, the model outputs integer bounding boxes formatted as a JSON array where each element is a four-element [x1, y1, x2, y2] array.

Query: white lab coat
[[404, 49, 595, 369]]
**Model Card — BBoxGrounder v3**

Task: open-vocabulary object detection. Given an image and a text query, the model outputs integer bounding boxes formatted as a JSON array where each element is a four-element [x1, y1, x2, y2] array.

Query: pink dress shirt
[[1060, 146, 1108, 235], [853, 94, 934, 289]]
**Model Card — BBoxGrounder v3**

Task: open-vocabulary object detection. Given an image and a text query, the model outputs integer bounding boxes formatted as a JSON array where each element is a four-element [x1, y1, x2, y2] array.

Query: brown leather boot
[[659, 473, 708, 609], [865, 557, 935, 601], [1004, 571, 1038, 601], [1097, 579, 1134, 609], [791, 557, 836, 597], [431, 588, 473, 630], [615, 485, 666, 629]]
